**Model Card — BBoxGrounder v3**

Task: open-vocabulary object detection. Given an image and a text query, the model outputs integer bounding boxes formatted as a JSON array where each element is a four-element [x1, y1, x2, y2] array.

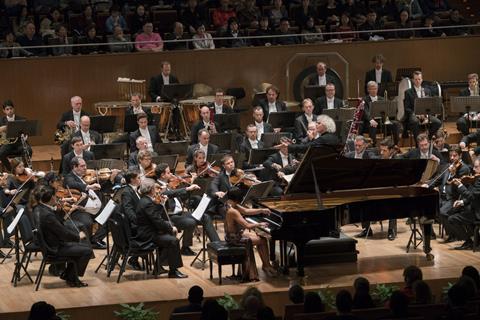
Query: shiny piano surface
[[256, 146, 439, 276]]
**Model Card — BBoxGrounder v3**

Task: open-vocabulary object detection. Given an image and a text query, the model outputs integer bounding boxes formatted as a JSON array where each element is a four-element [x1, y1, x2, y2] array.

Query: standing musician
[[253, 106, 273, 139], [313, 83, 344, 115], [209, 88, 233, 115], [308, 61, 335, 86], [294, 98, 317, 141], [63, 156, 107, 249], [448, 157, 480, 250], [186, 129, 219, 166], [35, 185, 92, 287], [134, 178, 187, 278], [129, 113, 158, 153], [361, 81, 400, 146], [155, 163, 220, 256], [403, 71, 442, 140], [344, 135, 372, 159], [190, 106, 218, 144], [57, 96, 89, 158], [184, 149, 219, 179], [263, 143, 298, 196], [148, 61, 179, 102], [61, 137, 95, 176], [0, 100, 32, 172], [258, 85, 287, 121], [71, 115, 102, 152], [128, 136, 157, 171], [364, 54, 393, 94], [456, 73, 479, 136]]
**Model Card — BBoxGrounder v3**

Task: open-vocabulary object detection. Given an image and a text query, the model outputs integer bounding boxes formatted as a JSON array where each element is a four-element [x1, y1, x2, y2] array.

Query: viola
[[167, 175, 192, 189], [143, 163, 157, 178], [55, 187, 86, 213], [229, 168, 260, 188], [83, 169, 98, 185], [459, 173, 480, 185], [195, 162, 220, 178]]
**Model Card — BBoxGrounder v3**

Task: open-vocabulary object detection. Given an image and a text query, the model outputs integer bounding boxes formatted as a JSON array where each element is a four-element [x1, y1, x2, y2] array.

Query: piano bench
[[207, 241, 246, 285]]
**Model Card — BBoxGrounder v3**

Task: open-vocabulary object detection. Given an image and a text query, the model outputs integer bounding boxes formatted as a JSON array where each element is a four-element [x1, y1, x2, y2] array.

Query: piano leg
[[295, 242, 306, 277], [279, 241, 289, 275], [422, 223, 435, 261]]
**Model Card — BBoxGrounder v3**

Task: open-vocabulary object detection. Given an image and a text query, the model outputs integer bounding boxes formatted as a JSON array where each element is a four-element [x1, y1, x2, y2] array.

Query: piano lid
[[285, 146, 428, 194]]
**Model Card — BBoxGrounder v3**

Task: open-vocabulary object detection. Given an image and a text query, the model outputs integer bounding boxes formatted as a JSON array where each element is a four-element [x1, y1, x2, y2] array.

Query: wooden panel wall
[[1, 36, 479, 145]]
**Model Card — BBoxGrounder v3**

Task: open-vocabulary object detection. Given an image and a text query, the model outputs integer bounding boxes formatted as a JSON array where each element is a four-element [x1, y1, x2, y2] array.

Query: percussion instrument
[[143, 102, 172, 134], [117, 78, 146, 101], [180, 99, 204, 132], [192, 83, 214, 98], [94, 101, 130, 130]]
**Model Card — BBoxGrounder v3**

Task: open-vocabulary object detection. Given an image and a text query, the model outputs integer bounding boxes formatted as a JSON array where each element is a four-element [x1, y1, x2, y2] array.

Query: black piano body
[[255, 146, 439, 277]]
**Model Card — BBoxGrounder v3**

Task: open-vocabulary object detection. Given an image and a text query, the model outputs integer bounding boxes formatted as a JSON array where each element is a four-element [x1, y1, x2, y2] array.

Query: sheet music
[[191, 194, 211, 221], [282, 174, 294, 184], [95, 199, 116, 225], [84, 189, 102, 215], [7, 208, 24, 234]]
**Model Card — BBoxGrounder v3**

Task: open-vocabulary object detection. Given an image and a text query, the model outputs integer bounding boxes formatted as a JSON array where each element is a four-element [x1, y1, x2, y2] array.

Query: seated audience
[[130, 4, 148, 36], [181, 0, 208, 34], [165, 22, 190, 51], [224, 17, 247, 48], [274, 18, 299, 45], [192, 23, 215, 50], [17, 21, 46, 56], [268, 0, 288, 28], [420, 15, 446, 38], [135, 21, 163, 52], [28, 301, 59, 320], [353, 277, 375, 309], [0, 31, 32, 58], [288, 284, 305, 304], [462, 266, 480, 291], [79, 25, 104, 54], [395, 9, 415, 39], [388, 291, 410, 318], [108, 26, 132, 53], [105, 5, 127, 34], [51, 24, 72, 56], [251, 16, 272, 47], [301, 16, 323, 44], [237, 0, 261, 29], [401, 265, 423, 300], [412, 280, 433, 305], [326, 290, 359, 320], [304, 291, 325, 313], [201, 299, 228, 320], [212, 0, 236, 31], [171, 285, 204, 315]]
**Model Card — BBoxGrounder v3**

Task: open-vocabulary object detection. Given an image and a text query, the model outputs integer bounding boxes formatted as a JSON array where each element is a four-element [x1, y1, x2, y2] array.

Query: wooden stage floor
[[0, 220, 479, 319]]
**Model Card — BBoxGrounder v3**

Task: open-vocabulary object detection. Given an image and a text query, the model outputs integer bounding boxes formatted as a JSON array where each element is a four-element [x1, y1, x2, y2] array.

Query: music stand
[[248, 148, 277, 165], [323, 108, 355, 121], [161, 84, 194, 102], [267, 111, 297, 129], [241, 181, 274, 206], [207, 152, 226, 164], [94, 199, 117, 273], [371, 100, 398, 139], [152, 154, 178, 171], [261, 132, 292, 148], [210, 133, 233, 152], [252, 93, 266, 107], [303, 85, 326, 100], [450, 96, 480, 113], [414, 97, 443, 116], [154, 141, 189, 156], [123, 114, 139, 133], [90, 143, 126, 160], [6, 120, 41, 139], [214, 113, 240, 132], [90, 116, 117, 133]]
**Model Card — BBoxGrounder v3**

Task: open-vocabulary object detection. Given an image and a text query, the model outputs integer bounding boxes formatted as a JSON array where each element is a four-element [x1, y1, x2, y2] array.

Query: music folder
[[90, 143, 126, 160], [248, 148, 277, 165], [90, 115, 116, 133], [6, 120, 41, 139], [303, 85, 325, 100], [371, 100, 397, 119], [414, 97, 443, 115], [214, 113, 240, 131], [267, 111, 297, 128]]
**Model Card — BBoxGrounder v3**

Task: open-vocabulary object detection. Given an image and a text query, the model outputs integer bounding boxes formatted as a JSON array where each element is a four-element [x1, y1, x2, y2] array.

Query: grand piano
[[253, 146, 439, 277]]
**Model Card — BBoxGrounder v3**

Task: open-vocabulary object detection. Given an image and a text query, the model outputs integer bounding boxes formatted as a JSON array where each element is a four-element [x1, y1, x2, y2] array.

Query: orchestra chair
[[16, 215, 38, 284], [34, 223, 78, 291], [107, 215, 158, 283], [472, 220, 480, 252], [169, 312, 202, 320], [152, 154, 179, 172], [207, 241, 246, 285]]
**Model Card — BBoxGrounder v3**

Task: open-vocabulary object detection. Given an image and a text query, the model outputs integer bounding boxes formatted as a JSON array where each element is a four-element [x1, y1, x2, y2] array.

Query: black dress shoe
[[387, 229, 396, 241], [443, 236, 457, 244], [128, 258, 143, 271], [66, 279, 88, 287], [156, 266, 168, 275], [168, 269, 188, 278], [91, 241, 107, 250], [454, 240, 473, 250], [180, 247, 196, 256], [431, 231, 436, 240], [354, 229, 373, 238]]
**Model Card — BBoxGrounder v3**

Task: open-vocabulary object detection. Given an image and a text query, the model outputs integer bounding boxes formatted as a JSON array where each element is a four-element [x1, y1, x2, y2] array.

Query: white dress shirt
[[280, 152, 289, 167], [214, 103, 223, 114], [199, 143, 208, 158], [73, 111, 81, 130], [375, 68, 382, 83], [162, 74, 169, 85], [268, 102, 277, 114], [415, 86, 425, 98], [248, 139, 259, 149], [327, 97, 335, 109], [370, 95, 378, 102], [6, 115, 15, 122], [139, 127, 153, 151], [318, 74, 326, 86], [255, 121, 265, 137]]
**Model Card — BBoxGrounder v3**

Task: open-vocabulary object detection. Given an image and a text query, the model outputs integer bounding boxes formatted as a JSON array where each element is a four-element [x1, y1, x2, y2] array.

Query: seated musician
[[134, 178, 187, 278], [448, 157, 480, 250], [155, 163, 220, 256], [190, 106, 218, 144], [456, 73, 479, 137], [209, 88, 233, 115], [402, 71, 442, 140], [186, 129, 219, 166], [258, 85, 287, 121], [300, 121, 319, 144], [378, 137, 400, 160], [63, 156, 107, 249], [184, 149, 219, 179], [284, 114, 340, 154], [239, 124, 264, 169], [208, 154, 238, 217], [263, 143, 298, 196], [294, 98, 317, 141], [34, 185, 92, 287], [0, 100, 32, 172], [361, 81, 400, 146], [61, 137, 94, 176], [363, 54, 393, 94], [459, 131, 480, 156], [71, 115, 102, 152], [344, 135, 373, 159], [126, 92, 151, 117], [148, 61, 179, 103], [433, 129, 450, 153], [129, 113, 158, 153], [253, 106, 274, 139], [128, 136, 157, 170], [136, 150, 156, 180], [4, 158, 35, 207], [313, 83, 344, 115], [398, 133, 443, 163], [57, 96, 89, 158], [308, 61, 335, 86], [225, 187, 277, 280]]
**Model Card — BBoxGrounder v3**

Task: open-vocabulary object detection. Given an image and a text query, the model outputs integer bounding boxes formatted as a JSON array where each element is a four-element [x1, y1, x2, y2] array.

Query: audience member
[[401, 265, 423, 300], [268, 0, 288, 28], [135, 21, 163, 52], [108, 26, 133, 53], [237, 0, 261, 29], [396, 0, 423, 20], [50, 24, 72, 56], [395, 9, 415, 39], [28, 301, 59, 320], [212, 0, 236, 31], [353, 277, 374, 309], [79, 24, 104, 54], [274, 18, 299, 45], [17, 21, 46, 56], [12, 5, 32, 37], [130, 4, 148, 35], [192, 23, 215, 49], [326, 290, 359, 320], [251, 16, 272, 46], [225, 17, 248, 47], [201, 299, 228, 320], [181, 0, 208, 34], [446, 9, 470, 36], [420, 15, 446, 38], [388, 290, 410, 318], [412, 280, 433, 305], [171, 285, 204, 315], [304, 291, 325, 313], [70, 5, 95, 36], [294, 0, 317, 28], [165, 22, 190, 50], [240, 287, 266, 311], [0, 31, 32, 58], [462, 266, 480, 291], [288, 284, 305, 304], [301, 16, 323, 44], [105, 5, 127, 34]]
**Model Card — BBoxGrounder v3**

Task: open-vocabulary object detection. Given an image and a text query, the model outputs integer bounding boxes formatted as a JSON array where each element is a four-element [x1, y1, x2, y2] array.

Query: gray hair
[[367, 81, 378, 89], [317, 115, 336, 133], [355, 135, 367, 144], [139, 178, 156, 195]]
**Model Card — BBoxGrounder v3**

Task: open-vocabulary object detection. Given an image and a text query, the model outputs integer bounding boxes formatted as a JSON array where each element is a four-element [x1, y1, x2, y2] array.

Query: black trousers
[[447, 205, 475, 241], [439, 199, 454, 236], [361, 120, 400, 145], [70, 210, 107, 243], [170, 212, 220, 247], [153, 233, 183, 270], [403, 112, 442, 141], [0, 142, 32, 171], [362, 219, 397, 232], [56, 242, 93, 279]]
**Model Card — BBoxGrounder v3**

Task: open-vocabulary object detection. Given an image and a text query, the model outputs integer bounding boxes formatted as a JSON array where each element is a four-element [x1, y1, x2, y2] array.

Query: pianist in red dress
[[225, 188, 277, 281]]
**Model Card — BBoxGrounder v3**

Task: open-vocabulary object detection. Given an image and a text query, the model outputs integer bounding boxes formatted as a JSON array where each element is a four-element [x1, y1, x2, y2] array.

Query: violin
[[458, 173, 480, 185], [83, 169, 98, 185], [195, 161, 220, 178], [55, 187, 86, 214], [143, 163, 157, 178], [167, 175, 193, 189], [229, 168, 261, 187]]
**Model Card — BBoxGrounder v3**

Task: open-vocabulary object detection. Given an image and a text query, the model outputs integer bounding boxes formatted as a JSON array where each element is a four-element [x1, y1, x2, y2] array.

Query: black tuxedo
[[71, 129, 102, 146], [190, 120, 219, 144], [208, 170, 233, 196], [404, 86, 432, 115], [148, 74, 179, 102], [403, 86, 442, 139], [313, 97, 343, 115], [258, 99, 287, 121], [461, 130, 480, 146], [448, 178, 480, 241], [459, 88, 472, 97], [239, 138, 264, 169], [456, 88, 476, 135], [61, 151, 95, 176], [0, 115, 32, 171], [134, 196, 183, 269], [364, 68, 393, 93], [263, 151, 297, 196], [207, 103, 233, 115], [56, 110, 89, 130], [185, 143, 219, 166], [255, 122, 273, 136], [361, 95, 400, 145], [294, 113, 317, 140], [129, 126, 159, 153], [288, 132, 339, 154], [399, 148, 445, 164], [36, 203, 92, 280], [121, 185, 141, 233], [344, 150, 373, 159], [307, 73, 336, 86]]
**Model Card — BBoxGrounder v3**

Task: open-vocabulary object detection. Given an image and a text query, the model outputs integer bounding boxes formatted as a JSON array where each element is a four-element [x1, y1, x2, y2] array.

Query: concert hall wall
[[1, 36, 479, 145]]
